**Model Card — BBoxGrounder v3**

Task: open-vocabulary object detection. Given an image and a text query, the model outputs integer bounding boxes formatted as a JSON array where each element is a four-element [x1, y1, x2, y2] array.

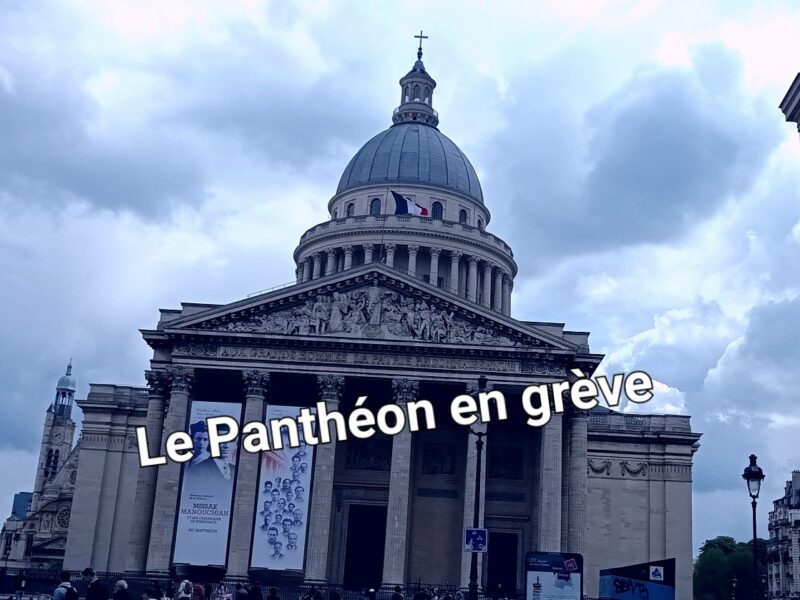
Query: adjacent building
[[767, 471, 800, 599]]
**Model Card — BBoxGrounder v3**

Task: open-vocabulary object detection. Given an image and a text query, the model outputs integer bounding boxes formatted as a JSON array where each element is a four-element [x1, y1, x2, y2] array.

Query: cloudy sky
[[1, 0, 799, 556]]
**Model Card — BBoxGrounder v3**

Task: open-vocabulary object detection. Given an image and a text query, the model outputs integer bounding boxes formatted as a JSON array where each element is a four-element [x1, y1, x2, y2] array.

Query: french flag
[[392, 190, 429, 216]]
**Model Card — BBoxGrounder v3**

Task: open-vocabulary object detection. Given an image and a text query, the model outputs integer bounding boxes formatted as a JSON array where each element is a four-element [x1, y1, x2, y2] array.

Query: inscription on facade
[[173, 343, 549, 374]]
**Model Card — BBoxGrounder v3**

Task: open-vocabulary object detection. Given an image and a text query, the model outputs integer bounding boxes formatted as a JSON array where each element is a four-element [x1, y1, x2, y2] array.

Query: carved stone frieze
[[207, 282, 527, 346], [620, 461, 649, 477], [587, 459, 612, 476]]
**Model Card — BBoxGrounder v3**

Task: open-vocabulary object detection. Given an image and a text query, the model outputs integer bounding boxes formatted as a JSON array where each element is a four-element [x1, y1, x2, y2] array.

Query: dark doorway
[[343, 504, 387, 590], [486, 531, 518, 595]]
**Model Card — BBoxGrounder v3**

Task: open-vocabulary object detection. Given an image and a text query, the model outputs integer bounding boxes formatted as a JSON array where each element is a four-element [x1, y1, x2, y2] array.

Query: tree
[[694, 536, 768, 600]]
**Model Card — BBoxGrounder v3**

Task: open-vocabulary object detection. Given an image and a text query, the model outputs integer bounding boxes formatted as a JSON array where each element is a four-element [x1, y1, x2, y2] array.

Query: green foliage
[[694, 536, 768, 600]]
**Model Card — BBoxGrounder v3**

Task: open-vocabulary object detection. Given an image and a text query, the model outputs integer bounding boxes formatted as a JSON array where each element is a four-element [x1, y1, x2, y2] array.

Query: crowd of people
[[7, 573, 476, 600]]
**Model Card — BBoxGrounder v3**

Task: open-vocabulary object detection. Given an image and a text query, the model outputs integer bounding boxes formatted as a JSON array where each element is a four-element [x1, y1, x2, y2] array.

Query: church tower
[[30, 361, 77, 514]]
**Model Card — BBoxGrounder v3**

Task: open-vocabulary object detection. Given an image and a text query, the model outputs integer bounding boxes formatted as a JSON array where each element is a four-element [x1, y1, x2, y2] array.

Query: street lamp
[[468, 375, 489, 600], [732, 574, 737, 600], [742, 454, 765, 600]]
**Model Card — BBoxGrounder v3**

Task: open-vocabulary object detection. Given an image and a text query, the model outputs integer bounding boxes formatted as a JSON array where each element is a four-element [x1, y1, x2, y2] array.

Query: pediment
[[162, 266, 576, 351]]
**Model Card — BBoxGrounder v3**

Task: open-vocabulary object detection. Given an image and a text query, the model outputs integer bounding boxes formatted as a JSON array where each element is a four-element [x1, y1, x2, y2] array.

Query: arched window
[[477, 218, 484, 230], [346, 203, 355, 217], [332, 209, 338, 219], [370, 198, 382, 216], [459, 209, 468, 224], [412, 84, 420, 100], [432, 202, 443, 220]]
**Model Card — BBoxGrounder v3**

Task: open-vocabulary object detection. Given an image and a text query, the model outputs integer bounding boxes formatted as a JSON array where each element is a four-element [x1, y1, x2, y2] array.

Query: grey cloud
[[686, 296, 800, 493], [484, 44, 781, 275]]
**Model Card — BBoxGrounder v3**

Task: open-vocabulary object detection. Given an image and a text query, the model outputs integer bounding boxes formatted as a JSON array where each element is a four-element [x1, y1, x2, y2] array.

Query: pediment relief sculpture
[[204, 282, 536, 347]]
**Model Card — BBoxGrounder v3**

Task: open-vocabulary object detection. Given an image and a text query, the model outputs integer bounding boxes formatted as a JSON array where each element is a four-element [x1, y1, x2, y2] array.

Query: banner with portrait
[[250, 405, 315, 571], [173, 400, 242, 566]]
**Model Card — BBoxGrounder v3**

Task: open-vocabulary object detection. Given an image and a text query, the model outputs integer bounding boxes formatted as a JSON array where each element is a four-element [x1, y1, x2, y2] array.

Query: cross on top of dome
[[414, 30, 428, 61]]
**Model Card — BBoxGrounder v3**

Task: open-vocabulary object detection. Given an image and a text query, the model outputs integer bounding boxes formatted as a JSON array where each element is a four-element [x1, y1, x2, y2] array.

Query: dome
[[336, 122, 484, 204], [57, 360, 76, 391]]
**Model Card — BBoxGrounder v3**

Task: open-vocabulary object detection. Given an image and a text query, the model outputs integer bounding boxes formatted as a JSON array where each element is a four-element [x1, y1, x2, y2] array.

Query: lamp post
[[742, 454, 765, 600], [732, 574, 737, 600], [468, 375, 489, 600]]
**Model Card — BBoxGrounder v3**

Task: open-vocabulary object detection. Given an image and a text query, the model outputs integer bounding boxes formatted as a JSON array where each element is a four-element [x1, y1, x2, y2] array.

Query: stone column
[[295, 267, 302, 284], [145, 366, 194, 573], [382, 378, 419, 586], [501, 275, 511, 316], [302, 258, 312, 283], [449, 251, 462, 294], [312, 253, 322, 280], [126, 370, 169, 573], [482, 263, 493, 308], [508, 279, 514, 315], [364, 244, 374, 264], [407, 244, 419, 277], [429, 248, 440, 286], [460, 381, 488, 588], [305, 374, 345, 583], [226, 370, 269, 576], [325, 249, 336, 276], [343, 245, 354, 271], [467, 257, 479, 303], [537, 412, 563, 552], [566, 411, 588, 555], [493, 270, 503, 312], [385, 243, 397, 268]]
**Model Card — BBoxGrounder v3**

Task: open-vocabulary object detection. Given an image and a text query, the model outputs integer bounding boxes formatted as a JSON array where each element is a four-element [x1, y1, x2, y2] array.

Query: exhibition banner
[[250, 405, 315, 571], [598, 558, 675, 600], [173, 400, 242, 566], [525, 552, 583, 600]]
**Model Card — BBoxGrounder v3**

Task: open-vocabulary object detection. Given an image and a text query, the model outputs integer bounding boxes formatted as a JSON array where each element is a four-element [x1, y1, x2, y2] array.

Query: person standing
[[390, 586, 404, 600], [264, 588, 279, 600], [12, 571, 26, 600], [246, 582, 262, 600], [191, 583, 205, 600], [176, 580, 193, 600], [54, 571, 78, 600], [113, 581, 130, 600], [82, 568, 109, 600], [141, 588, 159, 600]]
